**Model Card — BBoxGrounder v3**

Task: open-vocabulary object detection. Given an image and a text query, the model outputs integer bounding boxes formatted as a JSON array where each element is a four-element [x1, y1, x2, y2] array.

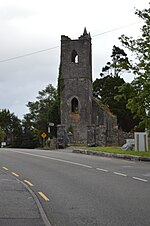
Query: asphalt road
[[0, 148, 150, 226]]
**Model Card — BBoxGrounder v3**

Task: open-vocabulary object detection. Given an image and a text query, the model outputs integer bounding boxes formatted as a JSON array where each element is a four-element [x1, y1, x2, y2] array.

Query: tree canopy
[[0, 109, 22, 147], [93, 44, 142, 132], [100, 45, 131, 78], [94, 5, 150, 132], [118, 5, 150, 130], [0, 83, 60, 148], [24, 84, 60, 147]]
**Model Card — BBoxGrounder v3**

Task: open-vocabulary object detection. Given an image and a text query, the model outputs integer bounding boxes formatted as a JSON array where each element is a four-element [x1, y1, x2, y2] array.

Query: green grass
[[85, 146, 150, 157]]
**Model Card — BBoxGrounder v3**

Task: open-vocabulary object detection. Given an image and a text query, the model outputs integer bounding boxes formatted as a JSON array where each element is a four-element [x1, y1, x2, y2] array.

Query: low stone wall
[[118, 131, 134, 146]]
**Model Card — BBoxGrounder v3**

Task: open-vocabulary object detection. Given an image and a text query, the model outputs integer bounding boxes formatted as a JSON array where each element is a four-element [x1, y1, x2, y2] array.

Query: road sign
[[41, 132, 47, 139], [49, 122, 54, 126]]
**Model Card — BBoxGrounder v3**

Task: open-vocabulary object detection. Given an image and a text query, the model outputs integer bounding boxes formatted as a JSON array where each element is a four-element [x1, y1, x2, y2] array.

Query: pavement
[[0, 170, 51, 226]]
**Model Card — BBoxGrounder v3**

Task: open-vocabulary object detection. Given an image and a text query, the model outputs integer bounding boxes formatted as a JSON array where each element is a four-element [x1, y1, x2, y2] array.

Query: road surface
[[0, 148, 150, 226]]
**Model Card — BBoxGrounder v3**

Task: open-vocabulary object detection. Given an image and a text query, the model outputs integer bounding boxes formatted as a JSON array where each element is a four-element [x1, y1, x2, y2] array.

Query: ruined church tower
[[59, 28, 92, 143]]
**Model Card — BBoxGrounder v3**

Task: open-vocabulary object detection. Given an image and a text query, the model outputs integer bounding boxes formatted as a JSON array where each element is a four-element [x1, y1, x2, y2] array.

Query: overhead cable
[[0, 21, 141, 63]]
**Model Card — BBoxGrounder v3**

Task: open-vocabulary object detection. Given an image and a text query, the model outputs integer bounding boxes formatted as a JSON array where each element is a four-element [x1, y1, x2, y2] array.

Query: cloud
[[0, 4, 33, 21], [0, 0, 149, 119]]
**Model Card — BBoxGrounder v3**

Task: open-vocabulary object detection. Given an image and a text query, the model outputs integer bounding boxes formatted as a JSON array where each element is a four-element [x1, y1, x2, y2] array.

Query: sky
[[0, 0, 149, 119]]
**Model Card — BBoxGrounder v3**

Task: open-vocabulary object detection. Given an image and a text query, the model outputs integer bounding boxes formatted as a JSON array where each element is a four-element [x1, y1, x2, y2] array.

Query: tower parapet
[[79, 27, 91, 40]]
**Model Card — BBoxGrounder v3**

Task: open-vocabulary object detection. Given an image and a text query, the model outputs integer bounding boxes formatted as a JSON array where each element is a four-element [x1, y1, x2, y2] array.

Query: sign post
[[48, 123, 54, 148], [41, 132, 47, 147], [48, 123, 54, 136]]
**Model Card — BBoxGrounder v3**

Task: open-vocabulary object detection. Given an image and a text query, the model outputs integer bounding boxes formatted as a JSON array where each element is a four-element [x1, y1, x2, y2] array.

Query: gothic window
[[71, 97, 79, 113], [71, 50, 79, 63]]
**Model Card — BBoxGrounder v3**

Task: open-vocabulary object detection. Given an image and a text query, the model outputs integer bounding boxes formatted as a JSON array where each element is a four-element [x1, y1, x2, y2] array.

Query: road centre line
[[96, 168, 109, 172], [5, 150, 93, 169], [24, 180, 34, 186], [3, 150, 149, 184], [113, 172, 127, 177], [132, 177, 148, 183], [38, 192, 49, 201], [12, 172, 19, 177], [2, 167, 8, 171]]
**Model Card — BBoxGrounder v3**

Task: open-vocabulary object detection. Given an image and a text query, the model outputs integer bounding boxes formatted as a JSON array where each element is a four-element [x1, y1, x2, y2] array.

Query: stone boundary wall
[[118, 130, 134, 146]]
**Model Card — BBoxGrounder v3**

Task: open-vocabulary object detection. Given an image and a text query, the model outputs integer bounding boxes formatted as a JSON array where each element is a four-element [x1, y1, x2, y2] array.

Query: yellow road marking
[[12, 172, 19, 177], [38, 192, 49, 201], [24, 180, 34, 186], [2, 167, 8, 171]]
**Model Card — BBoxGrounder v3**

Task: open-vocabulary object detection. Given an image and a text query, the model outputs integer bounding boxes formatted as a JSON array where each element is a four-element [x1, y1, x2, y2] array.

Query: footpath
[[0, 170, 50, 226]]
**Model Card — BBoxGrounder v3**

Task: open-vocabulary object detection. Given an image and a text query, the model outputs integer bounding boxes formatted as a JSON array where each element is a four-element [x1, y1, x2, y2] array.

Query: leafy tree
[[93, 45, 140, 132], [21, 114, 39, 148], [25, 84, 60, 146], [0, 127, 6, 142], [10, 114, 22, 147], [93, 76, 138, 131], [0, 109, 22, 147], [100, 45, 131, 77], [119, 5, 150, 130]]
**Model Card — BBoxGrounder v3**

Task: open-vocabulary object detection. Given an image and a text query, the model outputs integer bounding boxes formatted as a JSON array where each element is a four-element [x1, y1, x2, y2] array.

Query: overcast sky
[[0, 0, 149, 119]]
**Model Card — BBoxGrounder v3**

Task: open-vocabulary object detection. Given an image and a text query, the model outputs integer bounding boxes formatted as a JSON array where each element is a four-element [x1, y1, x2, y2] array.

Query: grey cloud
[[0, 5, 34, 21]]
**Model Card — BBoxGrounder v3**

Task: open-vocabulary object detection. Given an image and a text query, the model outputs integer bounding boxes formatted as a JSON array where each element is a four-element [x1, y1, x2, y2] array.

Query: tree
[[0, 109, 22, 147], [119, 5, 150, 130], [10, 114, 22, 147], [0, 127, 6, 142], [94, 46, 139, 132], [25, 84, 60, 146], [100, 45, 131, 77], [93, 76, 138, 131], [21, 114, 39, 148]]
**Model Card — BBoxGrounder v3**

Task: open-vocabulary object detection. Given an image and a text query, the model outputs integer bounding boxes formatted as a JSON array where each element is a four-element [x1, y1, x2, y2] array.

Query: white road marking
[[3, 149, 149, 184], [113, 172, 127, 177], [132, 177, 148, 183], [2, 167, 8, 171], [96, 168, 109, 172], [5, 150, 92, 169], [12, 172, 19, 177]]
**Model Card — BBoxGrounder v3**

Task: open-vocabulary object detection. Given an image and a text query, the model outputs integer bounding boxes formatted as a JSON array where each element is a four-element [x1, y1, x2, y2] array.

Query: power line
[[0, 21, 141, 63], [0, 46, 59, 63], [92, 21, 141, 37]]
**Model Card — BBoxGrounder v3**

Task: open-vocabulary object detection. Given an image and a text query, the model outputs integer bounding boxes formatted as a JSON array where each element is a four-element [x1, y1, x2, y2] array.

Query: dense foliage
[[93, 46, 140, 132], [94, 5, 150, 132], [23, 84, 60, 147], [0, 109, 22, 147], [118, 5, 150, 130], [0, 84, 60, 148]]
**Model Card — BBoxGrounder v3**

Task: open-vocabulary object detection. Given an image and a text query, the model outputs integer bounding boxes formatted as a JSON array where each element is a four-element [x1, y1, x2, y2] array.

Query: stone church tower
[[60, 28, 92, 143], [57, 29, 118, 146]]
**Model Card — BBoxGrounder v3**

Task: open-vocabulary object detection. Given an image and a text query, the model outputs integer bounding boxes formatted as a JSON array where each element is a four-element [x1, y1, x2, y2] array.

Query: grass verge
[[85, 146, 150, 157]]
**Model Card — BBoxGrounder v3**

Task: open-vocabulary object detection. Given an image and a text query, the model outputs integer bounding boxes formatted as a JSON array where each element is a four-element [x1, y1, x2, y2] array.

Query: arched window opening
[[71, 50, 79, 63], [71, 97, 79, 113]]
